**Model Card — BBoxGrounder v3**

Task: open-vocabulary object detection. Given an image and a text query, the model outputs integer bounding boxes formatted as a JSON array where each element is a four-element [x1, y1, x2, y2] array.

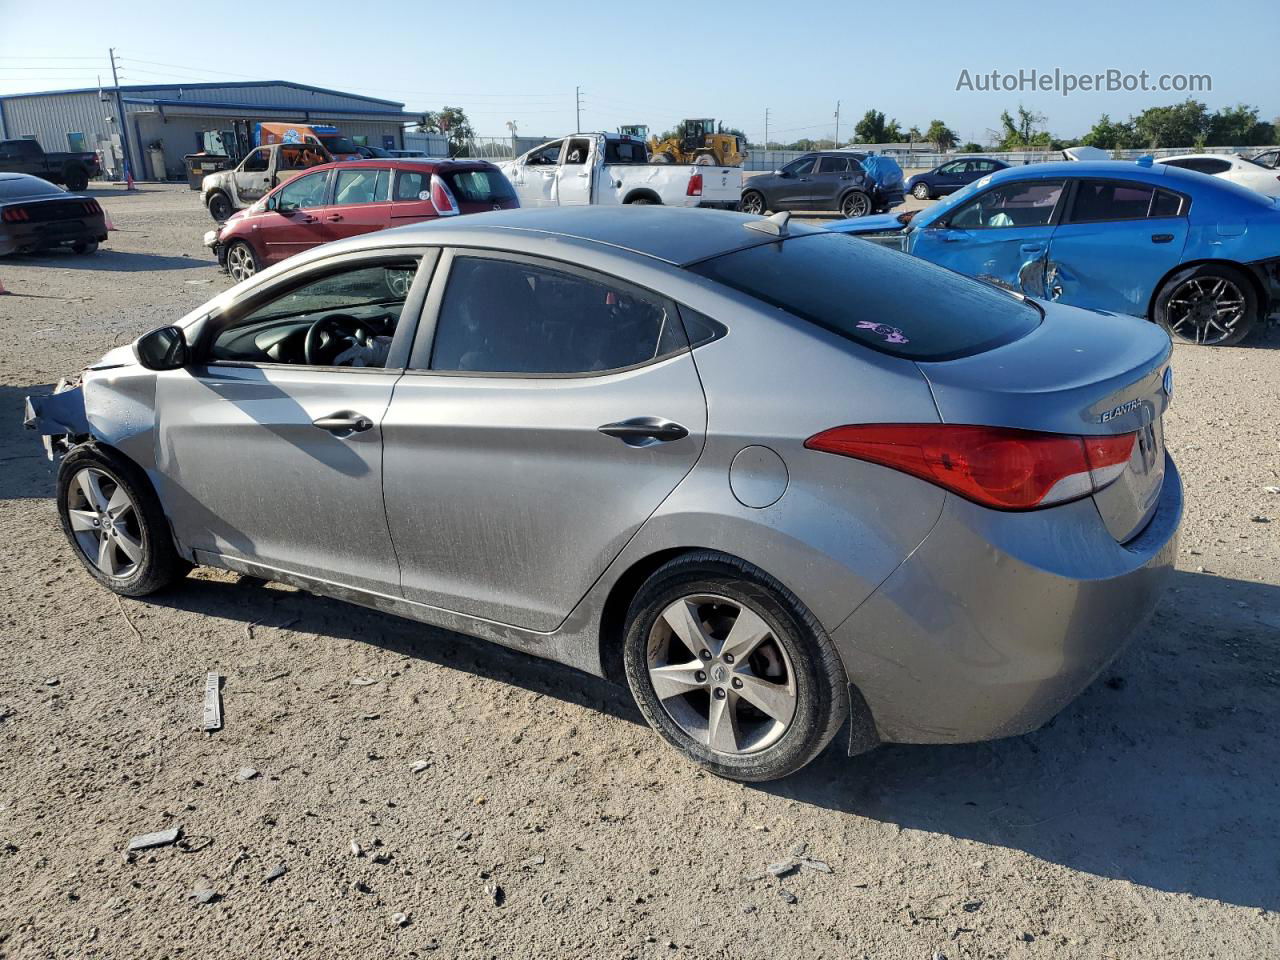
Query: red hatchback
[[205, 158, 519, 282]]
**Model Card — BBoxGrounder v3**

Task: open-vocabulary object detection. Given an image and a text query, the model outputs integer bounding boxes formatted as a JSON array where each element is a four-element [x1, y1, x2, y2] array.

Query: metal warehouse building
[[0, 81, 422, 181]]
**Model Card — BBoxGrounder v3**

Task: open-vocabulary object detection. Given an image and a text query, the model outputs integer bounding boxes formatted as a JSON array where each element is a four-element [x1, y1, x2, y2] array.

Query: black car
[[740, 152, 904, 219], [905, 157, 1008, 200], [0, 138, 101, 192], [0, 173, 107, 257]]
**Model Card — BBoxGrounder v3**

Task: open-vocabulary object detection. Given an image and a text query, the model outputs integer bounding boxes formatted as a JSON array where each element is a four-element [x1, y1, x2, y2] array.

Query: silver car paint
[[28, 208, 1182, 751]]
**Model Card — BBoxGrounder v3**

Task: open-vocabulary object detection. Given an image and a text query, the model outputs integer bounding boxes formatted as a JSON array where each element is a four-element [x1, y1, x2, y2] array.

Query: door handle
[[598, 417, 689, 446], [1019, 243, 1045, 253], [577, 172, 589, 178], [940, 231, 968, 242], [313, 412, 374, 434], [301, 215, 317, 223], [1151, 233, 1174, 244], [326, 214, 343, 222]]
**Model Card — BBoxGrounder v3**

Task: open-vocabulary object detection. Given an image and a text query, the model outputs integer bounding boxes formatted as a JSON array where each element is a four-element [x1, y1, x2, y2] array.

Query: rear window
[[318, 135, 358, 155], [0, 177, 62, 200], [687, 232, 1041, 361], [443, 168, 516, 203], [605, 140, 648, 164]]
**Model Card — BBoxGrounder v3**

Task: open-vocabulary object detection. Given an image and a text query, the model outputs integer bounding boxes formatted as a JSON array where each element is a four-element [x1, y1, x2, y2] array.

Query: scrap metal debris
[[202, 673, 222, 732], [264, 863, 287, 883], [237, 767, 258, 782], [127, 827, 182, 852]]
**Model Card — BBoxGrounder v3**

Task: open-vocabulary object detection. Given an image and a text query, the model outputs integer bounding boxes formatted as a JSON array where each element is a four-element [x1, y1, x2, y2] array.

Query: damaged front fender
[[23, 380, 90, 459]]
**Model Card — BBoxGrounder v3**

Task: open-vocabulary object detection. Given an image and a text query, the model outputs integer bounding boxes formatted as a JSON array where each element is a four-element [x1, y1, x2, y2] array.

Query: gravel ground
[[1, 184, 1278, 960]]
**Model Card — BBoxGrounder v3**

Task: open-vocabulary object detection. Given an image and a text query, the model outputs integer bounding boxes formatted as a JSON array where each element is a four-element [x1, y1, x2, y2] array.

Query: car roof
[[321, 206, 825, 267], [290, 157, 494, 173], [1156, 153, 1240, 161]]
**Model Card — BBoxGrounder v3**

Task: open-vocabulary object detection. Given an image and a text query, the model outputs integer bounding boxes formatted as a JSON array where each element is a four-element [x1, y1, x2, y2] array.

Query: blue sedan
[[906, 156, 1009, 200], [831, 160, 1280, 345]]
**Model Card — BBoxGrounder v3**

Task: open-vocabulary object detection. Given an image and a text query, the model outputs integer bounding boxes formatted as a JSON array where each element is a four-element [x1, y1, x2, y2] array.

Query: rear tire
[[57, 444, 190, 597], [71, 240, 98, 255], [627, 197, 656, 205], [739, 190, 766, 215], [207, 191, 233, 222], [1153, 263, 1257, 346], [622, 552, 849, 782], [840, 190, 871, 218], [64, 167, 89, 192]]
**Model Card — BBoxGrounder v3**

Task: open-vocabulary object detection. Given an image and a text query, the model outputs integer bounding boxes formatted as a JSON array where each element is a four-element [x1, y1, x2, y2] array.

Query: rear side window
[[395, 169, 428, 201], [687, 232, 1041, 362], [1069, 180, 1186, 222], [430, 257, 685, 374], [443, 168, 517, 203], [333, 168, 389, 205]]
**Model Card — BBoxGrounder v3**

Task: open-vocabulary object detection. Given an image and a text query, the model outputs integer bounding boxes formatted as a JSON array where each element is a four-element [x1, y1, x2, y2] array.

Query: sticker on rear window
[[419, 191, 430, 201], [856, 321, 909, 344]]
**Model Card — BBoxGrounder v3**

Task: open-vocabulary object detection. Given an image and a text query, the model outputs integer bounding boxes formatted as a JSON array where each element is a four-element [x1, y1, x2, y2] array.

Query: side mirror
[[265, 194, 278, 211], [776, 170, 791, 178], [135, 325, 188, 371]]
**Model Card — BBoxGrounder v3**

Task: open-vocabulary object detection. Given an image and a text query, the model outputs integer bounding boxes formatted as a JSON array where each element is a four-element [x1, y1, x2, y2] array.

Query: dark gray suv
[[740, 152, 905, 218]]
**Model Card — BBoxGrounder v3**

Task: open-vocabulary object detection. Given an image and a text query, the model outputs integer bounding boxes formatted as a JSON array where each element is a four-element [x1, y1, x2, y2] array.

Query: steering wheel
[[303, 314, 378, 366]]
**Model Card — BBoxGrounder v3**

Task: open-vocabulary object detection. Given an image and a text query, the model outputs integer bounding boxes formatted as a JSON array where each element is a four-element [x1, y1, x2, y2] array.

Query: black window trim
[[1062, 177, 1191, 225], [936, 176, 1070, 230], [192, 246, 438, 373], [404, 247, 699, 379]]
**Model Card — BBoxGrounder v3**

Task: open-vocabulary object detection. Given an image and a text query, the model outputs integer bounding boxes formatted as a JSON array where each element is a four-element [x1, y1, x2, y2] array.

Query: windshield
[[688, 232, 1041, 362], [318, 135, 358, 154]]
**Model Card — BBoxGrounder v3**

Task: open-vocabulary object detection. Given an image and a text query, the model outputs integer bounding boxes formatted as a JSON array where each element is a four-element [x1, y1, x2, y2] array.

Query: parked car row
[[0, 173, 108, 257]]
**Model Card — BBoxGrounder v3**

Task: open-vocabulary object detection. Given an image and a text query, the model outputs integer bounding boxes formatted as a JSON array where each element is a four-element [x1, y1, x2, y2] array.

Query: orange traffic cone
[[0, 278, 10, 295]]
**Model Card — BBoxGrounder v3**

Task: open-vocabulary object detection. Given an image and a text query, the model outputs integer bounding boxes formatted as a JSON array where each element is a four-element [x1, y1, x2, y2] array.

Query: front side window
[[430, 257, 685, 375], [526, 141, 564, 166], [938, 161, 965, 175], [277, 171, 329, 211], [210, 259, 420, 367], [948, 179, 1065, 229], [242, 149, 269, 173], [782, 157, 816, 177], [333, 168, 390, 206]]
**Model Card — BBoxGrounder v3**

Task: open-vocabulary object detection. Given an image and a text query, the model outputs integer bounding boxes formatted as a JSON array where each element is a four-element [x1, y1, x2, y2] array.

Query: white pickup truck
[[497, 132, 740, 210]]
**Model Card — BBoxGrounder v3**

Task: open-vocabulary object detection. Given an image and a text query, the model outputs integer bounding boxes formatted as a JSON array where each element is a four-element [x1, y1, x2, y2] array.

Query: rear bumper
[[697, 199, 740, 210], [2, 216, 106, 253], [875, 188, 905, 210], [833, 453, 1182, 746]]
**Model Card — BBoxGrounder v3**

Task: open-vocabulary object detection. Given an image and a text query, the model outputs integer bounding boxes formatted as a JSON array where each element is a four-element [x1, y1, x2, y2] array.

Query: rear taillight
[[805, 424, 1136, 511], [429, 174, 459, 216], [2, 207, 29, 222], [687, 172, 703, 197]]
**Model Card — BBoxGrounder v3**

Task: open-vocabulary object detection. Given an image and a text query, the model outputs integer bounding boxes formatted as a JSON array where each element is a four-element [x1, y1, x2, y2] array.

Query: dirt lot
[[1, 184, 1277, 959]]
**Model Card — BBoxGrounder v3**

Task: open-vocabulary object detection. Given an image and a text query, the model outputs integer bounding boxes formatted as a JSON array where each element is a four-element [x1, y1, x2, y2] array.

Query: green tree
[[1131, 99, 1209, 149], [418, 106, 475, 156], [717, 123, 748, 140], [995, 105, 1051, 149], [924, 120, 957, 152], [959, 141, 983, 153], [855, 109, 888, 143], [883, 119, 904, 142], [1080, 114, 1137, 150], [1206, 104, 1273, 146]]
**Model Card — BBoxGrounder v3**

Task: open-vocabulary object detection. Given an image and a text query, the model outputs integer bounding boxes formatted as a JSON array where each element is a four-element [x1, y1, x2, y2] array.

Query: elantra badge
[[1100, 398, 1142, 423]]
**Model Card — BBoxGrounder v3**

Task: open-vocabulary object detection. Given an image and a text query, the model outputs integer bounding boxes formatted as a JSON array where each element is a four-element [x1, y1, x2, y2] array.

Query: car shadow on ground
[[147, 563, 1279, 911], [10, 249, 216, 272]]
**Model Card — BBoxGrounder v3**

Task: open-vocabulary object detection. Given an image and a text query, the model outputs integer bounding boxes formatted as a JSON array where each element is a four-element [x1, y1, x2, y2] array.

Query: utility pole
[[108, 47, 135, 188], [575, 86, 582, 134], [764, 107, 770, 148], [834, 100, 841, 147]]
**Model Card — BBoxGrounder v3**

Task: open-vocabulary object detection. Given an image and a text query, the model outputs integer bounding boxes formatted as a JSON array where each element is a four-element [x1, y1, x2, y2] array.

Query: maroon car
[[205, 158, 519, 282]]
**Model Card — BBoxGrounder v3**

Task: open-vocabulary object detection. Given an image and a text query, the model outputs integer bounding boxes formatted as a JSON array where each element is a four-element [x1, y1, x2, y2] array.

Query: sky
[[2, 0, 1278, 145]]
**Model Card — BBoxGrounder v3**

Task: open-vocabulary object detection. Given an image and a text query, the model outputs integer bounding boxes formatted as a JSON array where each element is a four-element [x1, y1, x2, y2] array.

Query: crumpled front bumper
[[23, 381, 89, 459], [203, 228, 227, 270]]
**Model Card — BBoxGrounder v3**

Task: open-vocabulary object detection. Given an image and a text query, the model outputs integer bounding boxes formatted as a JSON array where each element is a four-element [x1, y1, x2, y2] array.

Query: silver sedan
[[25, 206, 1181, 781]]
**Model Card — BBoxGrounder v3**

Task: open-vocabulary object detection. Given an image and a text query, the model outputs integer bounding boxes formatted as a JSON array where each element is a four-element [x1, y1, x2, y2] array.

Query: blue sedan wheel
[[1154, 264, 1256, 347], [912, 182, 932, 200]]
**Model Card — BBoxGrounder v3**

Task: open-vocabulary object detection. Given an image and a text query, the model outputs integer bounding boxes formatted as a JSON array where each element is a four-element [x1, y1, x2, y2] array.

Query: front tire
[[622, 552, 849, 782], [1153, 263, 1257, 346], [912, 182, 932, 200], [840, 190, 871, 218], [225, 240, 259, 283], [207, 191, 233, 222], [57, 444, 190, 597], [739, 190, 766, 215]]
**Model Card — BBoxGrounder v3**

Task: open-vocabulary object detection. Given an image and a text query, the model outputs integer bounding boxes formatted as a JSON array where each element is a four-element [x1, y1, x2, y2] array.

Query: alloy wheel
[[1166, 275, 1246, 345], [66, 468, 144, 579], [913, 183, 930, 200], [740, 192, 765, 215], [842, 192, 871, 218], [226, 243, 257, 283], [646, 594, 797, 755]]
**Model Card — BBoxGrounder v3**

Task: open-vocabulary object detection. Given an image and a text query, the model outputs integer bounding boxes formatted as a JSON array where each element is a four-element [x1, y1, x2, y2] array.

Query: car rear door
[[325, 166, 392, 240], [809, 156, 855, 210], [911, 177, 1066, 296], [1045, 178, 1189, 316], [380, 249, 707, 631]]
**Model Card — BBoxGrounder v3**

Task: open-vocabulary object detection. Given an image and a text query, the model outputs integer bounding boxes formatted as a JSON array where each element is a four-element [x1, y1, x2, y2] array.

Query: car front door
[[931, 161, 966, 194], [912, 177, 1066, 295], [152, 251, 433, 594], [260, 169, 337, 263], [326, 166, 393, 240], [511, 140, 563, 207], [556, 136, 594, 205], [380, 250, 707, 631], [770, 156, 818, 209], [1045, 178, 1189, 316], [234, 148, 273, 203]]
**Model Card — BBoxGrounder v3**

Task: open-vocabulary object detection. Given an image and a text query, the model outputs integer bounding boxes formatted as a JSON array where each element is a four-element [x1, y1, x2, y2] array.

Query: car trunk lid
[[915, 302, 1172, 542]]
